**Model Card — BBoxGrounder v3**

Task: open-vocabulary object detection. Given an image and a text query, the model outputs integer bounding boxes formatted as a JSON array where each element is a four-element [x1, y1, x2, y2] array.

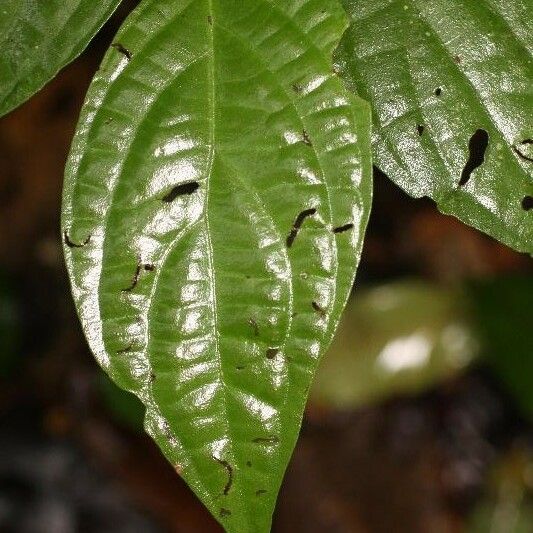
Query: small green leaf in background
[[311, 281, 480, 409], [337, 0, 533, 253], [62, 0, 372, 530], [468, 276, 533, 420], [0, 0, 121, 117]]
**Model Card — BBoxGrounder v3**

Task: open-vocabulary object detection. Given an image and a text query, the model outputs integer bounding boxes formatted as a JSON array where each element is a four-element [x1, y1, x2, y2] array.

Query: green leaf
[[62, 1, 372, 530], [0, 0, 121, 117], [468, 276, 533, 420], [337, 0, 533, 253]]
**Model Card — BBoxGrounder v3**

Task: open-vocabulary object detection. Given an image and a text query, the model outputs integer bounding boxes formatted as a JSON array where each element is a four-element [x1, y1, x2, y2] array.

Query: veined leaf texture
[[62, 1, 372, 530]]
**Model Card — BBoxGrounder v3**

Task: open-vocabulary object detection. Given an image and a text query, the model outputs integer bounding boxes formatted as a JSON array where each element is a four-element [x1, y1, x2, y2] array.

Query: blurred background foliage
[[0, 269, 20, 379], [0, 2, 532, 531], [312, 276, 533, 421], [311, 281, 479, 410]]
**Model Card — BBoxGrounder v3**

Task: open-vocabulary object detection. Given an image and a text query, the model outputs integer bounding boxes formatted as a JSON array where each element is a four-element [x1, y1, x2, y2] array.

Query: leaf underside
[[0, 0, 121, 117], [62, 0, 372, 531], [337, 0, 533, 253]]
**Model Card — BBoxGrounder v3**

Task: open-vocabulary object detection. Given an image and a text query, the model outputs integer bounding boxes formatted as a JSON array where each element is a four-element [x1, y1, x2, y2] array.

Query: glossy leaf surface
[[0, 0, 121, 117], [337, 0, 533, 253], [62, 0, 372, 530]]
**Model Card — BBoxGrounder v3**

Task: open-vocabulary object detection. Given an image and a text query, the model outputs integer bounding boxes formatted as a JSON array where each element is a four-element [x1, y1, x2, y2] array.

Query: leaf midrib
[[201, 0, 245, 519]]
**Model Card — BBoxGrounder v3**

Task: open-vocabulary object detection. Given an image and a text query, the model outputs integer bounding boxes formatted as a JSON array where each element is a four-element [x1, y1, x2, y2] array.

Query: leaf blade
[[62, 0, 372, 530], [337, 0, 533, 253], [0, 0, 121, 117]]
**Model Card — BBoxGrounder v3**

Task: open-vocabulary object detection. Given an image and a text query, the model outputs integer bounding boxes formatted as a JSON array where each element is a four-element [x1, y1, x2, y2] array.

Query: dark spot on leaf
[[522, 196, 533, 211], [266, 348, 279, 360], [248, 318, 259, 336], [213, 456, 233, 496], [220, 508, 231, 517], [111, 42, 132, 60], [252, 436, 279, 446], [293, 208, 317, 229], [236, 365, 246, 370], [513, 139, 533, 162], [286, 230, 298, 247], [292, 83, 302, 93], [312, 301, 326, 316], [417, 124, 425, 136], [122, 260, 155, 292], [162, 181, 200, 202], [454, 55, 462, 63], [149, 372, 156, 383], [64, 230, 91, 248], [286, 208, 317, 247], [435, 87, 442, 96], [333, 223, 354, 234], [207, 15, 213, 25], [246, 461, 252, 467], [302, 129, 312, 146], [122, 266, 140, 292], [459, 129, 489, 186], [256, 489, 267, 496]]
